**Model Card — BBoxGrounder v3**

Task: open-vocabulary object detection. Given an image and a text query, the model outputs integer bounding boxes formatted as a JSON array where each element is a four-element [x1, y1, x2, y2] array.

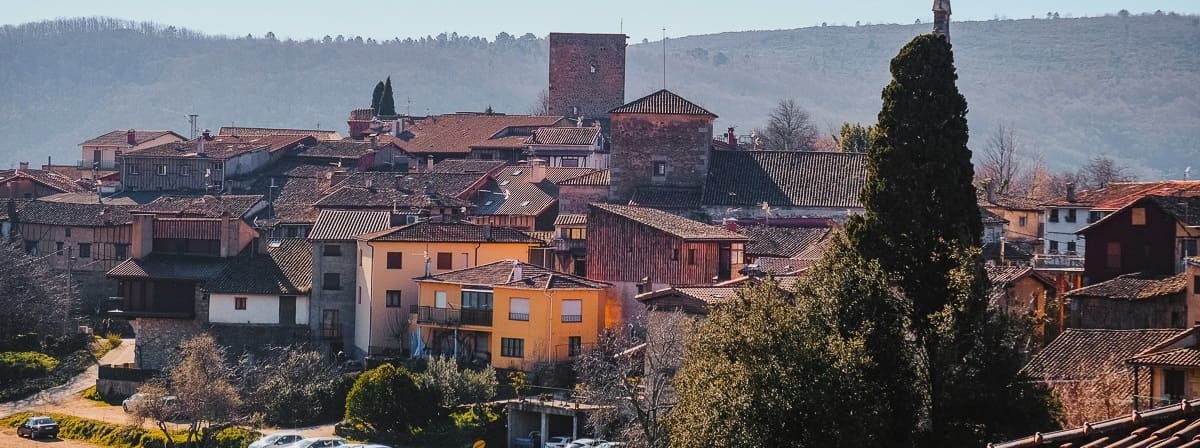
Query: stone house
[[307, 209, 392, 355], [1067, 272, 1188, 329], [203, 238, 313, 356], [119, 131, 314, 192], [547, 32, 627, 121], [608, 89, 716, 203], [0, 164, 87, 199]]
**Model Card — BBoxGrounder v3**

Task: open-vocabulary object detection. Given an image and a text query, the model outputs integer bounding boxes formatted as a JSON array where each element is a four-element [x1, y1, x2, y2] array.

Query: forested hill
[[1, 15, 1197, 177]]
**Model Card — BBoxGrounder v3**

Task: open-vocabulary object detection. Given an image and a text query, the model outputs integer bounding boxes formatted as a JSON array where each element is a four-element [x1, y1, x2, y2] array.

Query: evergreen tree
[[836, 122, 873, 153], [379, 77, 396, 116], [371, 81, 385, 112]]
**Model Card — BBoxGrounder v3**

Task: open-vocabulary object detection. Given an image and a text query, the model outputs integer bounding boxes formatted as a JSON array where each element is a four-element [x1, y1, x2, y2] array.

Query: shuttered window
[[561, 300, 582, 323]]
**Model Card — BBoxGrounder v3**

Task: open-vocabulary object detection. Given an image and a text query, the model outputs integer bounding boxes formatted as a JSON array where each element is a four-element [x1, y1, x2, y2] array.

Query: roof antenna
[[662, 27, 667, 89], [187, 114, 199, 139]]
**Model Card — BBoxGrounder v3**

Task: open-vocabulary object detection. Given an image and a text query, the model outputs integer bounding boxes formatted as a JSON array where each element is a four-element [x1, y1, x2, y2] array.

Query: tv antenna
[[187, 114, 199, 139], [662, 27, 667, 89]]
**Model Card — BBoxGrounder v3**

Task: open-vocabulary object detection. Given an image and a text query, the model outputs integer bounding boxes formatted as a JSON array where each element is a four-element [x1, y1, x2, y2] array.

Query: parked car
[[122, 393, 179, 413], [343, 444, 392, 448], [249, 432, 305, 448], [545, 436, 574, 448], [17, 416, 59, 439], [514, 430, 541, 448], [282, 437, 348, 448], [597, 443, 625, 448], [564, 439, 606, 448]]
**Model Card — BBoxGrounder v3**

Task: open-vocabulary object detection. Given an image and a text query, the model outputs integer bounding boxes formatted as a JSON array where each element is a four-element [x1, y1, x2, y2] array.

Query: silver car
[[249, 433, 304, 448], [283, 438, 348, 448]]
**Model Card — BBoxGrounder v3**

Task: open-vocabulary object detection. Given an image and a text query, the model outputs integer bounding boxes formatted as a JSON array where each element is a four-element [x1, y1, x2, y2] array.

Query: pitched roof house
[[1066, 272, 1188, 329], [0, 165, 88, 199], [389, 114, 568, 163]]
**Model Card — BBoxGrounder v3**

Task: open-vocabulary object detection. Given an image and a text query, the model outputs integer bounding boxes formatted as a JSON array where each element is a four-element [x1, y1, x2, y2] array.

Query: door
[[278, 295, 296, 325], [1165, 370, 1186, 402], [718, 244, 733, 280]]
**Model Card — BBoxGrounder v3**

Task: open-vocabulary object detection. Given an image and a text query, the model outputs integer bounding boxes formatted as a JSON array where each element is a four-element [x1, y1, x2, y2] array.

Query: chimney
[[327, 169, 349, 188], [511, 260, 523, 281], [99, 207, 111, 224], [130, 214, 154, 259], [426, 155, 434, 171], [198, 129, 211, 156], [723, 218, 738, 232], [126, 129, 137, 146], [18, 162, 28, 171], [364, 178, 374, 190], [1066, 182, 1076, 203], [726, 127, 737, 147], [528, 158, 547, 183], [393, 118, 404, 137], [484, 224, 494, 241], [983, 178, 995, 203]]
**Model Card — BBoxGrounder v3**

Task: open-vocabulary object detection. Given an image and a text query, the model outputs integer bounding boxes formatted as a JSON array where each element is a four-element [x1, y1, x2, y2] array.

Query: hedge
[[0, 351, 59, 384], [1, 412, 260, 448]]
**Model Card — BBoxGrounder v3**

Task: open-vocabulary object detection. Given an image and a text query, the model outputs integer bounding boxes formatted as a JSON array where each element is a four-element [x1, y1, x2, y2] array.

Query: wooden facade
[[585, 206, 744, 286], [17, 222, 132, 272], [1082, 199, 1190, 284], [121, 156, 227, 192], [1071, 293, 1187, 329]]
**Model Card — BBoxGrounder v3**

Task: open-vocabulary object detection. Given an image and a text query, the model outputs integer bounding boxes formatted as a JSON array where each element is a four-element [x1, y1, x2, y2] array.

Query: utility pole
[[662, 27, 667, 89]]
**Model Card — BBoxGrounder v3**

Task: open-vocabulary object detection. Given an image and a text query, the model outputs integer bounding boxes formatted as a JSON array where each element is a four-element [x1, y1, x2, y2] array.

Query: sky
[[4, 0, 1198, 42]]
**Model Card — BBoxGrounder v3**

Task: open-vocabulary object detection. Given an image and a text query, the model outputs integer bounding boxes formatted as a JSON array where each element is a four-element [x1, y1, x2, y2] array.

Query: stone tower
[[548, 33, 627, 120], [608, 89, 717, 202], [933, 0, 952, 40]]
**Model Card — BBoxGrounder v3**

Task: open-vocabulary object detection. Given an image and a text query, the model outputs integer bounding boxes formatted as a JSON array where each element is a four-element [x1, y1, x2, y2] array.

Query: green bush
[[1, 412, 259, 448], [344, 363, 441, 437], [0, 349, 93, 401], [105, 332, 123, 347], [0, 351, 59, 384]]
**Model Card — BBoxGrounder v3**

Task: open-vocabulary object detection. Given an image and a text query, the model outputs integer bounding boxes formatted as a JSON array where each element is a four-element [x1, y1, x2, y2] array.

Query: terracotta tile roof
[[392, 114, 566, 155], [469, 134, 531, 149], [206, 239, 312, 295], [1041, 181, 1200, 209], [1146, 195, 1200, 227], [1065, 272, 1187, 300], [544, 167, 599, 184], [293, 140, 372, 159], [1020, 328, 1181, 381], [429, 160, 509, 175], [218, 127, 341, 141], [423, 260, 607, 289], [591, 204, 746, 241], [358, 221, 541, 243], [554, 214, 587, 226], [529, 127, 600, 146], [744, 257, 810, 275], [1129, 348, 1200, 368], [557, 169, 610, 186], [978, 192, 1041, 211], [630, 186, 703, 209], [610, 89, 716, 117], [0, 169, 88, 193], [472, 176, 556, 217], [80, 130, 183, 147], [127, 135, 311, 159], [740, 225, 832, 259], [525, 230, 555, 245], [980, 206, 1009, 224], [38, 191, 162, 206], [308, 209, 391, 241], [986, 266, 1054, 288], [107, 254, 232, 281], [981, 241, 1034, 261], [702, 151, 866, 208], [6, 200, 135, 226], [133, 195, 263, 218], [314, 172, 483, 209], [348, 108, 374, 120], [637, 285, 745, 314], [990, 398, 1200, 448]]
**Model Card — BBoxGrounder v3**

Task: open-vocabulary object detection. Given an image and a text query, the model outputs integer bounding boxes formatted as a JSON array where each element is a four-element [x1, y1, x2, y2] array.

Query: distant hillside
[[1, 15, 1197, 178]]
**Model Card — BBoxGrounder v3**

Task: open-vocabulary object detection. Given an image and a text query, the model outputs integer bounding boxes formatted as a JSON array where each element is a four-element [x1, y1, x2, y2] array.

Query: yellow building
[[414, 260, 618, 371], [354, 221, 543, 356]]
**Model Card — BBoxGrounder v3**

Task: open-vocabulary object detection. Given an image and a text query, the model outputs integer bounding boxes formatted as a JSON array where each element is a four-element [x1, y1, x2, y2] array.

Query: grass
[[0, 351, 60, 380], [0, 349, 93, 402], [2, 412, 260, 448], [81, 385, 122, 406], [90, 334, 123, 360]]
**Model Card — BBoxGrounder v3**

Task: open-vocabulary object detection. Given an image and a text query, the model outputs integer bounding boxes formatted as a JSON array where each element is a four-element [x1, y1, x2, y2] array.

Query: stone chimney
[[1066, 182, 1076, 202], [982, 178, 995, 203], [18, 162, 28, 171], [528, 158, 547, 183], [511, 260, 523, 281], [198, 129, 211, 156], [327, 169, 349, 188], [126, 129, 137, 146], [393, 118, 404, 137], [426, 155, 435, 171], [723, 218, 738, 232], [726, 127, 737, 147], [130, 214, 155, 259], [933, 0, 952, 40]]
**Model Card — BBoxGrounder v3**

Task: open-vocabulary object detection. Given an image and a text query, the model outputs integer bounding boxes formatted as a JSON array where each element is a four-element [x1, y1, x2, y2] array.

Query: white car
[[122, 393, 178, 413], [545, 436, 574, 448], [564, 439, 607, 448], [283, 438, 348, 448], [343, 445, 392, 448], [249, 433, 304, 448], [597, 443, 625, 448]]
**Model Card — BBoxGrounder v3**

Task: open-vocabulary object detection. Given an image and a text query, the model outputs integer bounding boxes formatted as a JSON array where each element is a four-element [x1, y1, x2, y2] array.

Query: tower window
[[653, 161, 667, 177], [589, 63, 597, 73]]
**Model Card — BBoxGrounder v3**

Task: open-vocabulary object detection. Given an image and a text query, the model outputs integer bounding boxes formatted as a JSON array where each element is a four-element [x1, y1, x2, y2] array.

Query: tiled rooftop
[[610, 89, 716, 117], [554, 214, 587, 226], [127, 135, 311, 159], [1065, 272, 1187, 301], [358, 220, 541, 244], [107, 254, 232, 281], [80, 130, 182, 147], [528, 126, 600, 146], [308, 209, 391, 240], [702, 150, 866, 209], [422, 259, 607, 289], [591, 203, 746, 241], [133, 195, 263, 218], [740, 225, 832, 259], [1020, 328, 1181, 381], [218, 127, 341, 141], [292, 140, 372, 159], [3, 199, 135, 226], [206, 239, 312, 295], [1041, 180, 1200, 209], [0, 169, 87, 194], [392, 114, 565, 155], [557, 169, 610, 187], [629, 186, 703, 209], [991, 398, 1200, 448]]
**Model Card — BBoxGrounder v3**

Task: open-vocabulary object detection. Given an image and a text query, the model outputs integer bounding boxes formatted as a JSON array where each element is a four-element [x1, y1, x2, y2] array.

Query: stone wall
[[609, 113, 713, 202], [548, 33, 626, 120], [557, 185, 609, 215], [208, 323, 312, 361], [129, 318, 201, 370]]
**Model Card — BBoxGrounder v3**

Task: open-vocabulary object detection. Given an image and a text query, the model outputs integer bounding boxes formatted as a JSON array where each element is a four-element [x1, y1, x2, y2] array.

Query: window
[[688, 248, 696, 265], [229, 296, 246, 310], [652, 161, 667, 177], [671, 248, 680, 261], [509, 298, 530, 321], [1132, 208, 1146, 225], [561, 158, 580, 168], [180, 165, 190, 176], [78, 243, 91, 258], [1018, 216, 1027, 227], [462, 291, 493, 310], [436, 252, 453, 270], [1194, 276, 1200, 295], [1089, 211, 1104, 223], [1066, 241, 1076, 253], [1049, 209, 1059, 223], [566, 227, 586, 240], [1065, 208, 1077, 223], [1184, 239, 1198, 258], [731, 243, 744, 264], [64, 228, 71, 237], [1106, 242, 1121, 271], [386, 290, 401, 307], [562, 299, 583, 323], [24, 240, 37, 255], [156, 165, 167, 176], [114, 244, 128, 260], [56, 242, 63, 254], [127, 164, 139, 175], [568, 336, 582, 357], [1048, 240, 1059, 253], [323, 273, 341, 290], [321, 309, 340, 339], [323, 244, 342, 256], [435, 291, 448, 309], [386, 252, 403, 269], [501, 338, 524, 358]]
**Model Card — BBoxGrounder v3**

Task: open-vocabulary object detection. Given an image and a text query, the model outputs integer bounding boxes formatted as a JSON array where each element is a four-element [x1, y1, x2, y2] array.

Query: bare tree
[[763, 99, 818, 151], [1050, 365, 1137, 428], [0, 240, 72, 341], [529, 89, 549, 115], [977, 123, 1025, 195], [132, 334, 242, 447], [1078, 156, 1133, 189], [574, 311, 693, 448]]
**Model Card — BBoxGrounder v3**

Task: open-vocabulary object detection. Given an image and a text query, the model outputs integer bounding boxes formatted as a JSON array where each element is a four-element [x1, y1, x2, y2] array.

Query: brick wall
[[548, 33, 627, 120], [608, 113, 714, 202]]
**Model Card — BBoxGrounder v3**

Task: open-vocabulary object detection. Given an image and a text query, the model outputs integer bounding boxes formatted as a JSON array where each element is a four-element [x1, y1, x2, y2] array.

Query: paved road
[[1, 339, 135, 418]]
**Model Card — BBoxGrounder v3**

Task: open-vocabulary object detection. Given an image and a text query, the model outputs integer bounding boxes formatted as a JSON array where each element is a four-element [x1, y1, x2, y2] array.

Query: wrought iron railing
[[415, 306, 493, 327]]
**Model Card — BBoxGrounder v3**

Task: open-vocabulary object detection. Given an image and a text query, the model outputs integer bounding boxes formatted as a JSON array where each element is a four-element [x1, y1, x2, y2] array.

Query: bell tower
[[933, 0, 951, 40]]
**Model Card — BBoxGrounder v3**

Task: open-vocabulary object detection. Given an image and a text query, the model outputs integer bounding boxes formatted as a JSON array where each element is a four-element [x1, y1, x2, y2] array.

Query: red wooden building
[[1077, 195, 1200, 284]]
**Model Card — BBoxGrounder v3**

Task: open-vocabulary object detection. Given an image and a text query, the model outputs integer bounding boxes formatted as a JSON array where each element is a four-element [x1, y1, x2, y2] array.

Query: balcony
[[508, 312, 530, 321], [415, 306, 493, 327], [1033, 254, 1084, 270], [561, 314, 582, 323], [77, 160, 118, 170], [553, 238, 586, 252]]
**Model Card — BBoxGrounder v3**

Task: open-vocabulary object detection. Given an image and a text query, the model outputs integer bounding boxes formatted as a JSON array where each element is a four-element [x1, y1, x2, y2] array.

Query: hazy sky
[[4, 0, 1197, 42]]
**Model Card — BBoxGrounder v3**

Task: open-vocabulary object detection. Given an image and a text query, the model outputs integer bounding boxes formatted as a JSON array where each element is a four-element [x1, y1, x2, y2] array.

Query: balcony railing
[[561, 314, 582, 323], [415, 306, 493, 327], [1033, 254, 1085, 269], [509, 312, 530, 321], [77, 160, 118, 170], [553, 238, 587, 252]]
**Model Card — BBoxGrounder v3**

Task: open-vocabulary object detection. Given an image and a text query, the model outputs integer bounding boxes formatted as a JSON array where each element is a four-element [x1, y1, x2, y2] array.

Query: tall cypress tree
[[379, 77, 396, 116], [371, 81, 385, 112]]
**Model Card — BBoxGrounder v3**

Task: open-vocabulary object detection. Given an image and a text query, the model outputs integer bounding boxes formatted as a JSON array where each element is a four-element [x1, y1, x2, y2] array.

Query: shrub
[[422, 356, 498, 408], [2, 411, 260, 448], [0, 349, 91, 401], [105, 332, 123, 347], [344, 363, 440, 437], [0, 351, 59, 384]]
